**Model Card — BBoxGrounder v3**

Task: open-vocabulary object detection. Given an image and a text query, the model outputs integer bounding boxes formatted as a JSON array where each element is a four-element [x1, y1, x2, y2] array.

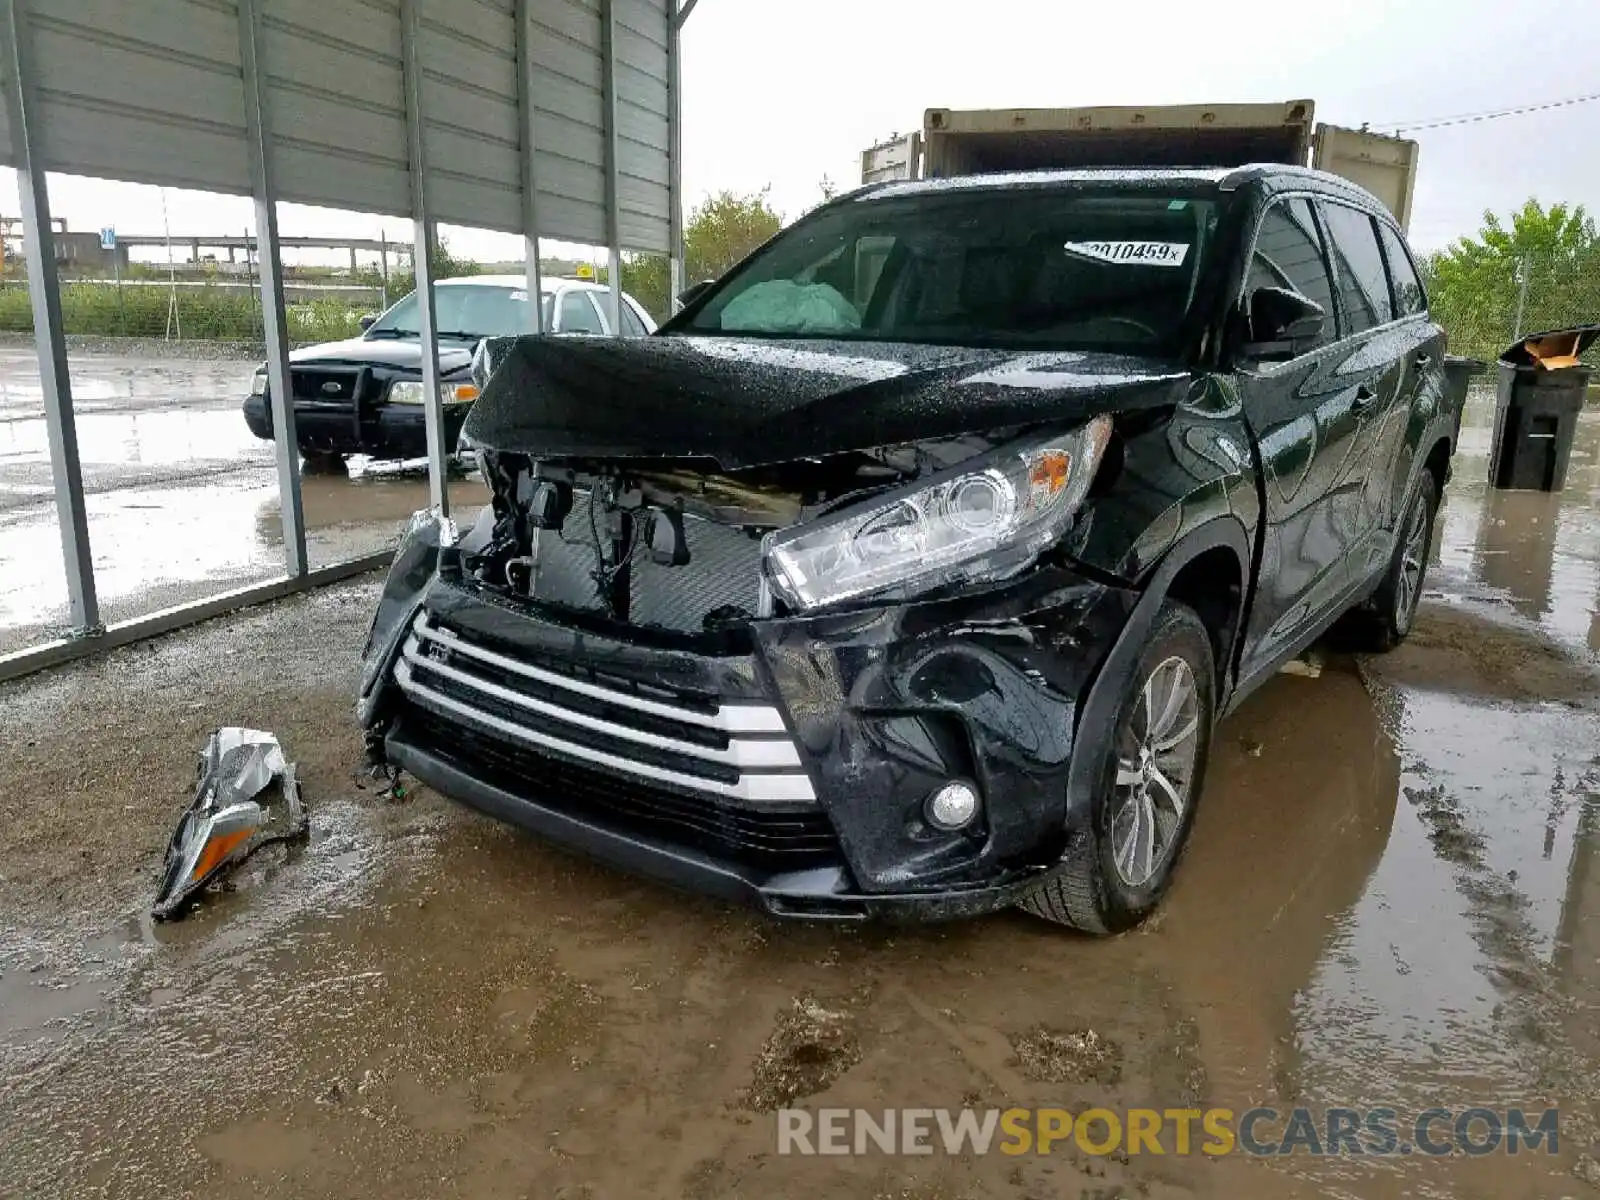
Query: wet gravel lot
[[1, 388, 1598, 1198]]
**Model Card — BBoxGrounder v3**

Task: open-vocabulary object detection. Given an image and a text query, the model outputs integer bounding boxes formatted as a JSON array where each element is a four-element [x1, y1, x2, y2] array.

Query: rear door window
[[1377, 222, 1427, 317], [557, 290, 606, 334], [1321, 203, 1394, 333], [618, 298, 648, 336], [1248, 198, 1337, 349]]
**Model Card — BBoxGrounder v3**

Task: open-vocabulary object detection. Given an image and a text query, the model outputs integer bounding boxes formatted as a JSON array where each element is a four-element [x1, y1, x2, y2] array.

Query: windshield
[[680, 189, 1219, 355], [368, 284, 551, 338]]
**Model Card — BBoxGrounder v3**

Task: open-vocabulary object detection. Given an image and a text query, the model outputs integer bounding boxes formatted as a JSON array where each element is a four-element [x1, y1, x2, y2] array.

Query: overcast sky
[[2, 0, 1596, 264]]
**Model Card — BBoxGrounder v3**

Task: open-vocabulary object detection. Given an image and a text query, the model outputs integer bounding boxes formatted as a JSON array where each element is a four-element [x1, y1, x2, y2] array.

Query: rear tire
[[1348, 473, 1437, 653], [1020, 600, 1215, 935]]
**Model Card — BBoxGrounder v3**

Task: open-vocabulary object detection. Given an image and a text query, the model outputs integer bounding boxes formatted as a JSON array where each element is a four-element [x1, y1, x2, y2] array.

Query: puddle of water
[[1291, 689, 1600, 1101], [0, 349, 255, 419], [0, 407, 268, 482], [1433, 388, 1600, 657], [2, 466, 485, 651]]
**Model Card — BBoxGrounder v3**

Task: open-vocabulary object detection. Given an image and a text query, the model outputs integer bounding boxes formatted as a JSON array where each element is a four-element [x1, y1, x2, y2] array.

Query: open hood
[[464, 334, 1191, 468]]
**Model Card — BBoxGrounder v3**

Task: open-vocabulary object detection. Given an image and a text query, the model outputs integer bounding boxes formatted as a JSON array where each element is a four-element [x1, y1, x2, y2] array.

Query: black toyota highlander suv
[[357, 166, 1453, 932]]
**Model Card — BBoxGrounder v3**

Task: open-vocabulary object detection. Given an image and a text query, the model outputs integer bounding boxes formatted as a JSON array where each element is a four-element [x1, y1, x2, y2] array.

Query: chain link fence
[[1422, 252, 1600, 365]]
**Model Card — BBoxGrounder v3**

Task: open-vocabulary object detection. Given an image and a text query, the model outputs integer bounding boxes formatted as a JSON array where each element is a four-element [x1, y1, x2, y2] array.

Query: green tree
[[619, 254, 670, 325], [1422, 200, 1600, 360], [620, 188, 785, 322]]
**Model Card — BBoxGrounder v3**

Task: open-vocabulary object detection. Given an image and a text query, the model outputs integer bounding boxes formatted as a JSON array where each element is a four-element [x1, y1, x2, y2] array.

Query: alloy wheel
[[1395, 494, 1429, 632], [1110, 656, 1201, 888]]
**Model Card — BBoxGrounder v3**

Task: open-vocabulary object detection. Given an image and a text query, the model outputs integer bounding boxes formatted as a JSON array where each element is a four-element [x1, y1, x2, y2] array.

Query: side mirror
[[675, 279, 716, 311], [1242, 287, 1326, 360], [358, 313, 378, 332]]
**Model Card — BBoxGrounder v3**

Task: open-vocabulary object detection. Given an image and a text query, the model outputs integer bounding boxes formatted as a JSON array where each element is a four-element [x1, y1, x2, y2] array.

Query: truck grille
[[393, 611, 815, 806], [530, 490, 764, 633], [291, 367, 360, 405]]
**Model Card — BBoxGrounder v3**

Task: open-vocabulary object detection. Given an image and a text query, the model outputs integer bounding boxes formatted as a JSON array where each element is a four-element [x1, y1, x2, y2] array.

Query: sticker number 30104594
[[1062, 241, 1190, 267]]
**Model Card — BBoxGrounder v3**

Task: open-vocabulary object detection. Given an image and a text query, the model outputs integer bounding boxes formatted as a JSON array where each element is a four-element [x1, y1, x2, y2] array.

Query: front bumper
[[363, 559, 1136, 920], [243, 394, 472, 460]]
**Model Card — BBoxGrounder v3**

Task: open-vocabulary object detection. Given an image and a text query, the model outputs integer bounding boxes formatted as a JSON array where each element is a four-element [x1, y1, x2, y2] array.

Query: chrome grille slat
[[412, 614, 785, 733], [400, 635, 800, 771], [394, 659, 816, 806]]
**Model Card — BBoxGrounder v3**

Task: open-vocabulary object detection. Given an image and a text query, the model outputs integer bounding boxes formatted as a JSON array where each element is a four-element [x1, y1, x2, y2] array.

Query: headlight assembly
[[250, 367, 267, 396], [765, 417, 1111, 613], [388, 380, 480, 406]]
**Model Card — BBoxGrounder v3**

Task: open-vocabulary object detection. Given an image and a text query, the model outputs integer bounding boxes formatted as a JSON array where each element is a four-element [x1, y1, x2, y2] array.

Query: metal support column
[[238, 0, 307, 577], [600, 0, 624, 335], [1, 0, 99, 631], [400, 0, 450, 515], [515, 0, 545, 333], [667, 1, 685, 306]]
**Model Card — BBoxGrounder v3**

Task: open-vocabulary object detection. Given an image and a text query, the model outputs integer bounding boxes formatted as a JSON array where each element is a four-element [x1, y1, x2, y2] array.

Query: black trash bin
[[1488, 325, 1598, 492]]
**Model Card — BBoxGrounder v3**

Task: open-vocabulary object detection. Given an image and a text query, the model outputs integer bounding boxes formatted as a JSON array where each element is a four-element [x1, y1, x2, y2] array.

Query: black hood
[[289, 335, 475, 376], [464, 334, 1192, 468]]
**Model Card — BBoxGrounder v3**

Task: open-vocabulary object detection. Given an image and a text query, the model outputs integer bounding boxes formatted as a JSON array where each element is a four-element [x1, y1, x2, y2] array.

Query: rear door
[[1317, 200, 1416, 588], [1375, 219, 1449, 526], [1234, 196, 1368, 678]]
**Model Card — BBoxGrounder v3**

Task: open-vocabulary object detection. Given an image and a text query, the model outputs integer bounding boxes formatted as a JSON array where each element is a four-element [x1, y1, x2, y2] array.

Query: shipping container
[[860, 100, 1420, 230]]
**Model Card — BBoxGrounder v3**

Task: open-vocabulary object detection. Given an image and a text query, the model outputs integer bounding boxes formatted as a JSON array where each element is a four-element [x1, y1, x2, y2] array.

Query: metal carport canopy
[[0, 0, 674, 252], [0, 0, 693, 683]]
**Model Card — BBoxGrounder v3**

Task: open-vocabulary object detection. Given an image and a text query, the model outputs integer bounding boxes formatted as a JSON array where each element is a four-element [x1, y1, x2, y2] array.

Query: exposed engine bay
[[461, 444, 965, 634]]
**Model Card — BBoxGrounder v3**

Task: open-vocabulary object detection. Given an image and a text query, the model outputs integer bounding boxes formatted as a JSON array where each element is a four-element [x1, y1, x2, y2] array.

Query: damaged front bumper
[[359, 526, 1137, 921]]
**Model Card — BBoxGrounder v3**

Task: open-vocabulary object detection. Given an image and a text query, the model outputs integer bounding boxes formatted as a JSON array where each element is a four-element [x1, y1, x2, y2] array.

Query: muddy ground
[[2, 393, 1599, 1199]]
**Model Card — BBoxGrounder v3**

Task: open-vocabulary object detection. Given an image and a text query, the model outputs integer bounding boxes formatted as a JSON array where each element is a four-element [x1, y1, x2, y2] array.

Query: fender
[[1060, 516, 1252, 833]]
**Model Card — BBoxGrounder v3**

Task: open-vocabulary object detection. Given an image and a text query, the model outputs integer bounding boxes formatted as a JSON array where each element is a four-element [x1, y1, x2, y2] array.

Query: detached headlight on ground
[[766, 417, 1111, 612], [388, 381, 480, 406]]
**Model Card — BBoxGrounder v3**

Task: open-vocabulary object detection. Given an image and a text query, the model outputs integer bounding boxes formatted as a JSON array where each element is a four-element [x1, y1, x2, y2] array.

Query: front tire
[[1020, 600, 1215, 935]]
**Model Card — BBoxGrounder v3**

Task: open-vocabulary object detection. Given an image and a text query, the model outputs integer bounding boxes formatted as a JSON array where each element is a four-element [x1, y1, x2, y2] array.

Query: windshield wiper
[[435, 330, 486, 340], [365, 327, 416, 339]]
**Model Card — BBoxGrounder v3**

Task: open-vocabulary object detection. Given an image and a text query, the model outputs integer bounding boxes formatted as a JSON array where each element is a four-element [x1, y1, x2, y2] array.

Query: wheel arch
[[1062, 516, 1251, 834]]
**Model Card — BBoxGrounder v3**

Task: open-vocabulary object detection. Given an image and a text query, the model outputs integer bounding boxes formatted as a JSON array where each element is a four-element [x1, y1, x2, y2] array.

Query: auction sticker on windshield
[[1063, 241, 1190, 267]]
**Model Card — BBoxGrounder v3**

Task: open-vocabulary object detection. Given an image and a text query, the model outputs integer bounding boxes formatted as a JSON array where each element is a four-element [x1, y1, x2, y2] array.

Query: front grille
[[291, 367, 359, 404], [394, 611, 815, 805], [529, 491, 764, 632], [401, 709, 840, 867]]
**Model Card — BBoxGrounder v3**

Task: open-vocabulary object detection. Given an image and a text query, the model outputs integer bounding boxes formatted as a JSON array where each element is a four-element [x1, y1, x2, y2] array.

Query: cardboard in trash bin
[[1500, 324, 1600, 371]]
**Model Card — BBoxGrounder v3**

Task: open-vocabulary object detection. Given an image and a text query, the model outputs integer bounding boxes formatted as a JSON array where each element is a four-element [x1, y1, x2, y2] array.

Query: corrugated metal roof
[[0, 0, 672, 252]]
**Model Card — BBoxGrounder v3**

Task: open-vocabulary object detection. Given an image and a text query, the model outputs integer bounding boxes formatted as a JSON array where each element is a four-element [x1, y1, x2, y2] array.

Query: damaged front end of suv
[[356, 331, 1212, 921], [358, 175, 1272, 927]]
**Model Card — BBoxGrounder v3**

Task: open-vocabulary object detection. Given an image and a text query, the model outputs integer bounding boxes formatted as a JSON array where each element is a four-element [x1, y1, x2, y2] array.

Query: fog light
[[926, 781, 980, 831]]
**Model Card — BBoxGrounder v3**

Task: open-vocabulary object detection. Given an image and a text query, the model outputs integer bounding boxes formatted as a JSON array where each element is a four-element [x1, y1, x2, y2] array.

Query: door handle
[[1352, 383, 1378, 413]]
